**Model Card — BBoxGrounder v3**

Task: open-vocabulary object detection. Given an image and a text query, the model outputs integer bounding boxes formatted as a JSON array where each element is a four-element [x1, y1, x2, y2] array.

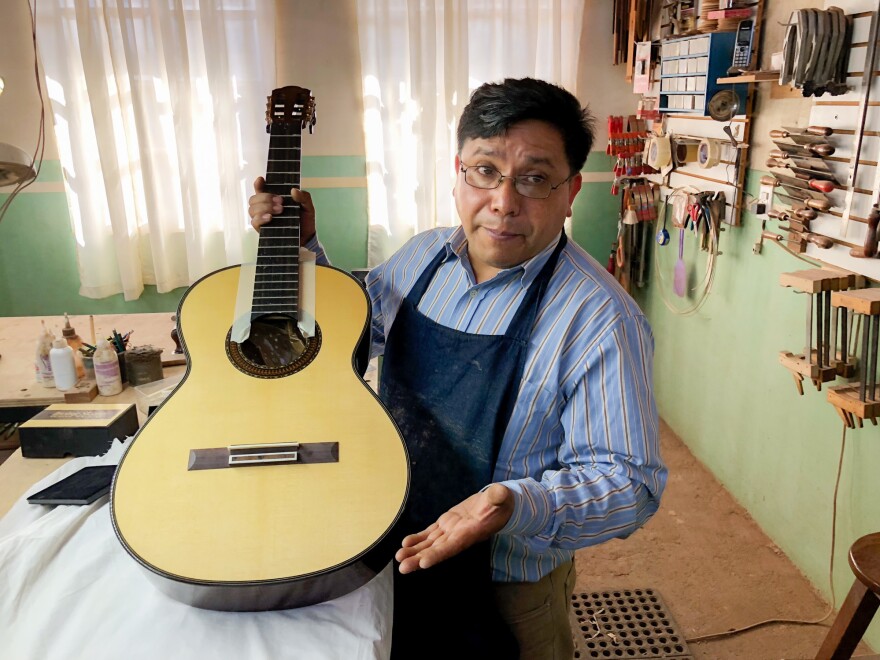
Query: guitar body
[[111, 264, 409, 611]]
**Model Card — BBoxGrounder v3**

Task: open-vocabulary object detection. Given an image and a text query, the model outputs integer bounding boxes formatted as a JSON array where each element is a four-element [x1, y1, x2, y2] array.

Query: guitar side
[[110, 264, 409, 611]]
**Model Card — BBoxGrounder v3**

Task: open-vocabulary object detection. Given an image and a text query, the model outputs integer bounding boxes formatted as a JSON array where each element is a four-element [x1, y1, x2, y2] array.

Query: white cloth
[[0, 440, 392, 660], [35, 1, 275, 300]]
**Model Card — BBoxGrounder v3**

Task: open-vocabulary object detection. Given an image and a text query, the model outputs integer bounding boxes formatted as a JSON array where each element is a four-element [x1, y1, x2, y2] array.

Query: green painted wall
[[0, 157, 371, 317], [635, 170, 880, 650]]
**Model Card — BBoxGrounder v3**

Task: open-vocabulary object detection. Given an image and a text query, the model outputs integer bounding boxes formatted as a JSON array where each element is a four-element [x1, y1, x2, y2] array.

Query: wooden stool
[[816, 532, 880, 659]]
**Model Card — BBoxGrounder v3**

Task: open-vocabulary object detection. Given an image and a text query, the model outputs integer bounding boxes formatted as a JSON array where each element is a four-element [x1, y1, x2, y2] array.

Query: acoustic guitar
[[111, 86, 409, 612]]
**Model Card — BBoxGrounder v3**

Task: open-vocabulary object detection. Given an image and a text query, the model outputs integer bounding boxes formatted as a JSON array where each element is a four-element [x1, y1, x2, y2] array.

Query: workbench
[[0, 312, 185, 517], [0, 315, 392, 659]]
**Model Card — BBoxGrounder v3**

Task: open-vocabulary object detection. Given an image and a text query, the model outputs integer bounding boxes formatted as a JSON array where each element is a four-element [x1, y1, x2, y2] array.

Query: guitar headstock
[[266, 86, 317, 134]]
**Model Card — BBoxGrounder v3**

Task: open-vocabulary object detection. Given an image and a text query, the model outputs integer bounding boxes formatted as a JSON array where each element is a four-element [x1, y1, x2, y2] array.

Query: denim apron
[[379, 233, 567, 659]]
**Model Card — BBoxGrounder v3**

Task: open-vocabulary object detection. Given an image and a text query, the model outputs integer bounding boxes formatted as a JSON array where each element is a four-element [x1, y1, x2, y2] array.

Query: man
[[250, 77, 666, 659]]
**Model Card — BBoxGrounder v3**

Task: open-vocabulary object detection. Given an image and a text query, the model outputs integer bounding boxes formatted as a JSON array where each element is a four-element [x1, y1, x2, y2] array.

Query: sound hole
[[226, 316, 321, 378]]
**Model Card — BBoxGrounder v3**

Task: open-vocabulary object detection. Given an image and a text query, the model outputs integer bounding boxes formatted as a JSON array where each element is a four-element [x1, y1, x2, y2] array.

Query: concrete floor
[[575, 419, 876, 660]]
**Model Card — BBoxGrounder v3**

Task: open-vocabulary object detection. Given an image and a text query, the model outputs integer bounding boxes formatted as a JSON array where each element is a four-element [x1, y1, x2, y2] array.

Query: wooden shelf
[[717, 70, 780, 84]]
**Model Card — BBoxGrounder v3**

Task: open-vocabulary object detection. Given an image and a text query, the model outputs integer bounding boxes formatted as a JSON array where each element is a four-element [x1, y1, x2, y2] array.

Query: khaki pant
[[492, 561, 576, 660]]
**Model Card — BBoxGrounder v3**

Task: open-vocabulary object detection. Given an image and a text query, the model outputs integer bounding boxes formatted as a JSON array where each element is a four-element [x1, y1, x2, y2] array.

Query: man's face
[[454, 120, 583, 283]]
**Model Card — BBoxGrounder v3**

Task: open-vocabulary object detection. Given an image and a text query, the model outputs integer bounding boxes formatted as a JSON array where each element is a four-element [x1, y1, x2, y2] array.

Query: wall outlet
[[757, 184, 774, 218]]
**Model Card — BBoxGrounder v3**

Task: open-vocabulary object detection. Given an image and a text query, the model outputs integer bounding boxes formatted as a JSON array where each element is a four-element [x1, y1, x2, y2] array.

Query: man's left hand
[[395, 483, 514, 574]]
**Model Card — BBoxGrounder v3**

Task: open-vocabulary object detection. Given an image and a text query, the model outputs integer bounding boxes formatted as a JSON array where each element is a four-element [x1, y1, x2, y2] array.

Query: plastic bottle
[[61, 313, 86, 379], [93, 338, 123, 396], [49, 338, 78, 391], [35, 321, 56, 388]]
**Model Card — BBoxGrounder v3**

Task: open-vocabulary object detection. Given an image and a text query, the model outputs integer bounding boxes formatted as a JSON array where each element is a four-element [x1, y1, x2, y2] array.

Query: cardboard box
[[19, 403, 139, 458]]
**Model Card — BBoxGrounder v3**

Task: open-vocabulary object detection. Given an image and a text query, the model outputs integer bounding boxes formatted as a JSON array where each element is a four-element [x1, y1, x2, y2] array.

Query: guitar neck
[[253, 126, 303, 321]]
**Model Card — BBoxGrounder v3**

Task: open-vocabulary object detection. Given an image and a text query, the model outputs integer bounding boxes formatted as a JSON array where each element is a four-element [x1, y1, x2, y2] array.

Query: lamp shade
[[0, 142, 36, 187]]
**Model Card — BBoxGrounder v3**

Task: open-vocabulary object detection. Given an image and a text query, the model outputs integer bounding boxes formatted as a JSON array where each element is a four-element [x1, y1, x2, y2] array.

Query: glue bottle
[[93, 338, 123, 396], [35, 321, 56, 388], [50, 338, 78, 391], [61, 313, 86, 379]]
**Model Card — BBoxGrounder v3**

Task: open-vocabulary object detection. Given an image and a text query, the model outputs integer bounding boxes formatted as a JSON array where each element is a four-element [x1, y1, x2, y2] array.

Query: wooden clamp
[[827, 288, 880, 428], [779, 270, 856, 394]]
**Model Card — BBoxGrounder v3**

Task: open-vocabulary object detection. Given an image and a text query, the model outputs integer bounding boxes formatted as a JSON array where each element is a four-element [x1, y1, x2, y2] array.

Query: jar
[[124, 345, 164, 386]]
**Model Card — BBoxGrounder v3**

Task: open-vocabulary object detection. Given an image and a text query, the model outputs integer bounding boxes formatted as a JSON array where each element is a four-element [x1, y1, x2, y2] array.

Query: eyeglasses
[[459, 163, 573, 200]]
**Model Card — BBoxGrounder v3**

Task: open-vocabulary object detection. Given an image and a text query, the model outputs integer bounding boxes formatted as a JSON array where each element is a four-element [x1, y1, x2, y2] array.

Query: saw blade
[[772, 140, 827, 159], [785, 164, 838, 182], [788, 155, 832, 172], [783, 132, 830, 145], [774, 176, 829, 201]]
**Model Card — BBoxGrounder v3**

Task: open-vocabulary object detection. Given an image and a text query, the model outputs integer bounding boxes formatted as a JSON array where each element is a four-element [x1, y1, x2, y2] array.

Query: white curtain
[[35, 0, 275, 300], [356, 0, 584, 266]]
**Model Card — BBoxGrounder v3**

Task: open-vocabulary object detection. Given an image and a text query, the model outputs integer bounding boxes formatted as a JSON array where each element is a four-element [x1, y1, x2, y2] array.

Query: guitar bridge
[[228, 443, 299, 466], [188, 441, 339, 471]]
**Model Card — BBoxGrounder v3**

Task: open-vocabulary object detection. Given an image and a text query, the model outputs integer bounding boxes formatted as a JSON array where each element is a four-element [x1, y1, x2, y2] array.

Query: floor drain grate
[[571, 588, 693, 659]]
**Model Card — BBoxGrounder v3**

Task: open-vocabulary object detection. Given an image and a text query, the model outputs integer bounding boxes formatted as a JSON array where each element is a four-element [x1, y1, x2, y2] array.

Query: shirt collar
[[443, 227, 564, 288]]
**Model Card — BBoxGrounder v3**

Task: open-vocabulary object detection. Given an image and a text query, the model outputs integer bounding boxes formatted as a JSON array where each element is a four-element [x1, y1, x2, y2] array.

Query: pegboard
[[782, 0, 880, 281], [648, 114, 748, 226], [643, 0, 766, 228]]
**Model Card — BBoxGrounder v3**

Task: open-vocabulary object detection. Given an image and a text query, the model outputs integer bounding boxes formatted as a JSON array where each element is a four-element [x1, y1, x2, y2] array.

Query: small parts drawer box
[[19, 403, 139, 458]]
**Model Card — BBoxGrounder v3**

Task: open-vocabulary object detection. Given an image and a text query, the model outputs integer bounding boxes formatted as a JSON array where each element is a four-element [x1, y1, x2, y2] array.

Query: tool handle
[[769, 130, 789, 138], [805, 198, 831, 211], [862, 205, 880, 259], [805, 233, 833, 249], [760, 175, 779, 187], [794, 207, 818, 220], [808, 179, 835, 194], [769, 149, 788, 159], [766, 157, 786, 169], [810, 144, 835, 157], [768, 209, 790, 221], [761, 231, 782, 241], [805, 126, 833, 136]]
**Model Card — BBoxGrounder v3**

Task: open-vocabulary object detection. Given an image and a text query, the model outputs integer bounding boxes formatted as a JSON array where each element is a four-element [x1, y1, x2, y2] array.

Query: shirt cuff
[[495, 478, 553, 537], [305, 235, 329, 265]]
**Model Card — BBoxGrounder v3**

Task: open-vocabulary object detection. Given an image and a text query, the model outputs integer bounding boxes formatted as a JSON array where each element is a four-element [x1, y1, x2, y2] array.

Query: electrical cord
[[685, 424, 848, 645], [653, 186, 720, 316], [0, 0, 46, 226]]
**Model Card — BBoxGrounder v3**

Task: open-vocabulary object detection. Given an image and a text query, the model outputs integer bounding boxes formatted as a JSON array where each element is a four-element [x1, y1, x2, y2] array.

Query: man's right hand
[[248, 176, 317, 245]]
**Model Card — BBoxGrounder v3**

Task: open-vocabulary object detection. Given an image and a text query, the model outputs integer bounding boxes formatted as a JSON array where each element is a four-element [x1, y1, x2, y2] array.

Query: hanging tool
[[771, 139, 835, 158], [850, 204, 880, 259], [769, 150, 833, 172], [840, 3, 880, 237], [772, 190, 832, 213], [769, 129, 832, 146], [771, 171, 835, 195], [761, 175, 832, 208], [781, 125, 834, 137], [766, 157, 838, 183]]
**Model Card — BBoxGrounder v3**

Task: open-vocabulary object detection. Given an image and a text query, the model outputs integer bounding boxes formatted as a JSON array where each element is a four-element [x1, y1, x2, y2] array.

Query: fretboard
[[252, 126, 302, 321]]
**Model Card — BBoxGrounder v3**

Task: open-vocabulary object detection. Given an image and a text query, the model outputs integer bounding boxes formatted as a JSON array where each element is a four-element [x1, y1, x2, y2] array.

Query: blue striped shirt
[[310, 227, 666, 583]]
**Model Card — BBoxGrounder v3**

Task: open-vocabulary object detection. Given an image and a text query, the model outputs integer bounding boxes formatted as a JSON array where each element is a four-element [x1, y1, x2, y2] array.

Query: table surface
[[0, 313, 183, 408]]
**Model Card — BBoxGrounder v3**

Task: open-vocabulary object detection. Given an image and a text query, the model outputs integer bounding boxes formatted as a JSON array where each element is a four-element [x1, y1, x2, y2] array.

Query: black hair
[[456, 78, 595, 175]]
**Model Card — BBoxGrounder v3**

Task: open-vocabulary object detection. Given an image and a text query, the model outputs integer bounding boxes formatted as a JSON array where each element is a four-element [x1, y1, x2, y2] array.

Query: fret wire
[[253, 120, 307, 318]]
